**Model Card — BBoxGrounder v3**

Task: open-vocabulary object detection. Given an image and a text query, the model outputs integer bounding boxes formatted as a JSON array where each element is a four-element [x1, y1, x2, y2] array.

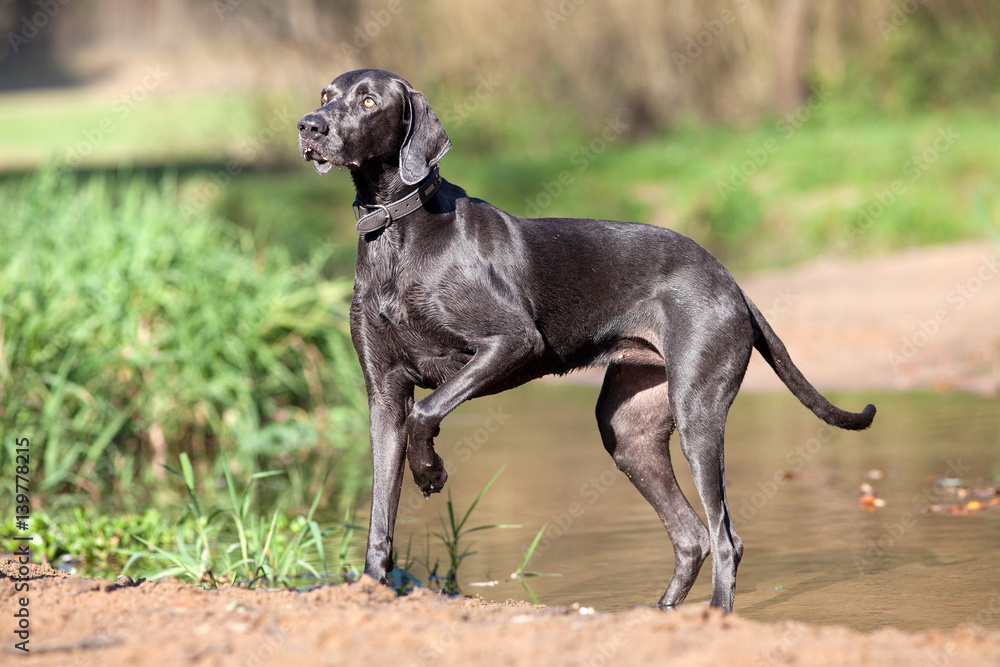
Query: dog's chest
[[354, 277, 471, 389]]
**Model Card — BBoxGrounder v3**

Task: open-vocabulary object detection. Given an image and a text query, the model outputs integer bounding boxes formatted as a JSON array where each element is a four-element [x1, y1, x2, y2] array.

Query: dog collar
[[353, 167, 442, 233]]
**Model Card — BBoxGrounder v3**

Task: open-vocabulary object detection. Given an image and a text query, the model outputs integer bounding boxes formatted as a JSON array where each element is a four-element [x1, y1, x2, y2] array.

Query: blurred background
[[1, 0, 999, 597], [2, 0, 999, 263]]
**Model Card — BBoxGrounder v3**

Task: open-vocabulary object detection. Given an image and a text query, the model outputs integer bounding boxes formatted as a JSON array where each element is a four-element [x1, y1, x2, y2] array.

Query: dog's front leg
[[362, 380, 414, 585], [406, 330, 543, 497]]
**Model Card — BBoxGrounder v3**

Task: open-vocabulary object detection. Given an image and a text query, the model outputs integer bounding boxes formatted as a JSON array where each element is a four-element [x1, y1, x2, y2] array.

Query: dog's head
[[297, 69, 451, 185]]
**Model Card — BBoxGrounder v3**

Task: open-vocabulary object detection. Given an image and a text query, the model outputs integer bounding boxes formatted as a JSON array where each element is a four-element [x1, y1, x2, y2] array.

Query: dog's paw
[[411, 454, 448, 499]]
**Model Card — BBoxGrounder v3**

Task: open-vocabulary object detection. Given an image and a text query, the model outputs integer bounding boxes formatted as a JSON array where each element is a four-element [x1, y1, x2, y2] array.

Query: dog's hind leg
[[666, 312, 753, 612], [596, 363, 711, 608]]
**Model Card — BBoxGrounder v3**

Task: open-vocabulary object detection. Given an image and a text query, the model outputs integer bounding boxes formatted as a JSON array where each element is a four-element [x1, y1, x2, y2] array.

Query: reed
[[0, 168, 368, 512]]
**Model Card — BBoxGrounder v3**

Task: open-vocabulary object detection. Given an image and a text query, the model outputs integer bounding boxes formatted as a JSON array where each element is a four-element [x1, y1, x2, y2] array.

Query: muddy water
[[361, 382, 1000, 631]]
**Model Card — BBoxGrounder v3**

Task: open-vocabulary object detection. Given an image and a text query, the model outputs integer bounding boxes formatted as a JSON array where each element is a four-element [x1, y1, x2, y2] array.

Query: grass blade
[[454, 466, 505, 536], [513, 523, 548, 578]]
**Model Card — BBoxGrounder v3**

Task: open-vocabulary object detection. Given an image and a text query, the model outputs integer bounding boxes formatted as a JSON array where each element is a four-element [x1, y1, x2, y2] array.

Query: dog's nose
[[298, 113, 329, 138]]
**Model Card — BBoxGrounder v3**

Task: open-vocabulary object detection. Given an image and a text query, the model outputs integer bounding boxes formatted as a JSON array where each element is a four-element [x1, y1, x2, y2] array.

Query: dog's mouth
[[300, 146, 339, 175]]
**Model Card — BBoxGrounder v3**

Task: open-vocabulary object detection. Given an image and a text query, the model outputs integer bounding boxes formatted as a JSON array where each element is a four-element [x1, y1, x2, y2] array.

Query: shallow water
[[356, 382, 1000, 631]]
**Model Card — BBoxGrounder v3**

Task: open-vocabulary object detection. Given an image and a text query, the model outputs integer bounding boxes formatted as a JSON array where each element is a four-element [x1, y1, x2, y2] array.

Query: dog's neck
[[349, 161, 443, 236], [350, 162, 411, 207]]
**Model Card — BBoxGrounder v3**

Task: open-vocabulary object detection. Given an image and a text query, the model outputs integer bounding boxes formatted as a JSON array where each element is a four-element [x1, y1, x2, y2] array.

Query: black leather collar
[[353, 167, 442, 233]]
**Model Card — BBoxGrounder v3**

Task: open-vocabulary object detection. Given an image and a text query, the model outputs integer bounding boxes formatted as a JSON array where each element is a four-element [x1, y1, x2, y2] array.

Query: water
[[355, 381, 1000, 631]]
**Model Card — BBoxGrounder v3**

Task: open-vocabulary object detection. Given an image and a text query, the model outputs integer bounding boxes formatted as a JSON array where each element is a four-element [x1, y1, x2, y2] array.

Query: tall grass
[[0, 169, 368, 511]]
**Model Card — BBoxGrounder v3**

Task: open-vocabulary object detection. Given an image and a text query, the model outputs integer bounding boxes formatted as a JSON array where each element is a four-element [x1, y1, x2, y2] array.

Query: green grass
[[0, 89, 298, 170], [0, 507, 175, 578], [122, 452, 354, 587], [511, 523, 553, 605], [431, 467, 516, 594], [0, 452, 359, 586], [1, 451, 554, 601], [383, 469, 556, 600], [0, 168, 369, 512]]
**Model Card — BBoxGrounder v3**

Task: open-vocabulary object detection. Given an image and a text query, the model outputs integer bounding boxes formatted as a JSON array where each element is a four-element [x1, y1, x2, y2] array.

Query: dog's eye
[[363, 97, 376, 108], [321, 93, 329, 105]]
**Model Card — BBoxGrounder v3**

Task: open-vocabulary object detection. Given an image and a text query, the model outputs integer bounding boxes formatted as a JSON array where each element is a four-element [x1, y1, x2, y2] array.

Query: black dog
[[298, 69, 875, 612]]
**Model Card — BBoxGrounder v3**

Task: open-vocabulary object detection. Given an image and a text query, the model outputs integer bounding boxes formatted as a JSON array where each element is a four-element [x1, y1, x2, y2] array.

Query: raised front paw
[[410, 451, 448, 499]]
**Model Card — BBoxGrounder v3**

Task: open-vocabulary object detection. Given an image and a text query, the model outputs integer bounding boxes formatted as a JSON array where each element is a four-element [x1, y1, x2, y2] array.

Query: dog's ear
[[399, 88, 451, 185]]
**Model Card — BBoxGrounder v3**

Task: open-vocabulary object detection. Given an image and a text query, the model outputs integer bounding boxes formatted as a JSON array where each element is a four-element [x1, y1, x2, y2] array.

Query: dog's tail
[[742, 290, 875, 430]]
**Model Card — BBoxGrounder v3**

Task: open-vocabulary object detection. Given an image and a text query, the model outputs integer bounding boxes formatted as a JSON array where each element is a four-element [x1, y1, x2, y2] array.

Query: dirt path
[[4, 560, 1000, 667], [5, 241, 1000, 666]]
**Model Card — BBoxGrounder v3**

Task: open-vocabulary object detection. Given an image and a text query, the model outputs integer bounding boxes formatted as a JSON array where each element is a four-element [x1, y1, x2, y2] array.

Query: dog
[[297, 69, 875, 612]]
